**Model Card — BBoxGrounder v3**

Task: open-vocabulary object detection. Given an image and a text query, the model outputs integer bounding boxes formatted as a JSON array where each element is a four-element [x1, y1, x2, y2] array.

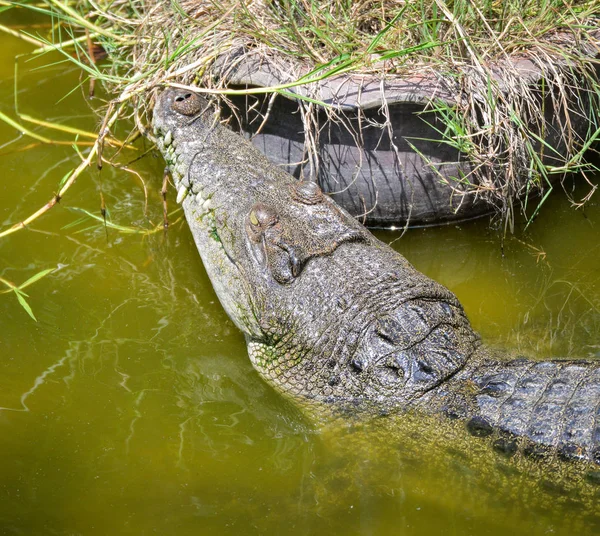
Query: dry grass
[[2, 0, 600, 234]]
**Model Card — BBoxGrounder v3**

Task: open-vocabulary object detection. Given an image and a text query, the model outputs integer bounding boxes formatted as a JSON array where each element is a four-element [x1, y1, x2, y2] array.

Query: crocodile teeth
[[163, 130, 173, 147], [202, 198, 212, 211], [195, 192, 205, 205], [176, 185, 188, 204]]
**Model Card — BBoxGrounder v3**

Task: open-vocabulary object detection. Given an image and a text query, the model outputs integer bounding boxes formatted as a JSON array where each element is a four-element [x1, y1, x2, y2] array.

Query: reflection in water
[[0, 16, 599, 536], [315, 413, 600, 535]]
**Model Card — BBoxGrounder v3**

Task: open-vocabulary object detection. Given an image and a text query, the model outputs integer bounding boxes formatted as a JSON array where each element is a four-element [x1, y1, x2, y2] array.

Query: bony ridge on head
[[291, 181, 324, 205]]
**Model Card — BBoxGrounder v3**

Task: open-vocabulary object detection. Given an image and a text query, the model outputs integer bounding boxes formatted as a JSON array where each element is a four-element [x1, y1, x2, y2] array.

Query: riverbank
[[1, 1, 599, 231]]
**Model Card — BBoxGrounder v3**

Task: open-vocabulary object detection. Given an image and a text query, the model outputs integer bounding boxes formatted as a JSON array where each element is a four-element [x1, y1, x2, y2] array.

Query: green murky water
[[1, 14, 600, 536]]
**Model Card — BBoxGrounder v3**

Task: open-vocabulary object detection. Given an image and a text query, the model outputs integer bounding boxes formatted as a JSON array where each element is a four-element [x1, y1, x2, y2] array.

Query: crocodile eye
[[248, 204, 279, 228], [247, 204, 279, 243], [172, 90, 203, 116]]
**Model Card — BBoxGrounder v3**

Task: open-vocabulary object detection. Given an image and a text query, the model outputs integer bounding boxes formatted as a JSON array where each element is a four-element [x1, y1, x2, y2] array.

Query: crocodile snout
[[171, 90, 204, 116]]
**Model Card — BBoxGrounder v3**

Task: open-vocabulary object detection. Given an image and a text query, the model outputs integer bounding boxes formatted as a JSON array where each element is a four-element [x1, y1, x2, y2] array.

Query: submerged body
[[154, 89, 600, 465]]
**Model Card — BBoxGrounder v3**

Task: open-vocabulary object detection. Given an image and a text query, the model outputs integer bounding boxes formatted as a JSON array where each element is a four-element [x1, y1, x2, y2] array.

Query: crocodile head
[[153, 88, 478, 409], [153, 88, 371, 337]]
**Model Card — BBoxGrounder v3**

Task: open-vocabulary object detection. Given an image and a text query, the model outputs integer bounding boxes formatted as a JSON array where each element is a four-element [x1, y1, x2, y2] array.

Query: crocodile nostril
[[172, 91, 203, 116]]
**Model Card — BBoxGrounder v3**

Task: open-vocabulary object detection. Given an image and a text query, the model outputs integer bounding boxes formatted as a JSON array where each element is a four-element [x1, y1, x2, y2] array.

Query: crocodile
[[153, 88, 600, 465]]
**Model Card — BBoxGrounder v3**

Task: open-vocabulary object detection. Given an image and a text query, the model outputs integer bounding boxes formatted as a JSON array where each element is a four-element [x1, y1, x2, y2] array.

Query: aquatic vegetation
[[0, 266, 57, 320]]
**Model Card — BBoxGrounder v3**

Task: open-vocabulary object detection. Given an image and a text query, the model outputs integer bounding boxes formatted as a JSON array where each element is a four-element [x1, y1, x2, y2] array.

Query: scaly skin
[[153, 88, 600, 465]]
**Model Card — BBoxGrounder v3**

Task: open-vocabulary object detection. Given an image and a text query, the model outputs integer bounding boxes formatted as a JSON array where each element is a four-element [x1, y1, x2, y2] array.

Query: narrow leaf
[[18, 268, 56, 291], [15, 291, 37, 322]]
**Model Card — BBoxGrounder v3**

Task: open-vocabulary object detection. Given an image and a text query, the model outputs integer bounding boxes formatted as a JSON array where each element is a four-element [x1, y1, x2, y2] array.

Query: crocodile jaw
[[153, 90, 263, 337]]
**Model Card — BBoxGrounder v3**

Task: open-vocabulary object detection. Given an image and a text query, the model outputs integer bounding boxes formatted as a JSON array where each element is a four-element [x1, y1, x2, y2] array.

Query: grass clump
[[1, 0, 600, 233]]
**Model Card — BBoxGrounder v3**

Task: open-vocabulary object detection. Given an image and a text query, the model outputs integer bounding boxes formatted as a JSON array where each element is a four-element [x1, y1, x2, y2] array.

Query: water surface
[[0, 14, 599, 536]]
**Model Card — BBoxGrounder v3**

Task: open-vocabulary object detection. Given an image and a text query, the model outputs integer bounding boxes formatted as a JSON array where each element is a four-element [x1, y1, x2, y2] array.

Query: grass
[[0, 266, 58, 321], [0, 0, 599, 236]]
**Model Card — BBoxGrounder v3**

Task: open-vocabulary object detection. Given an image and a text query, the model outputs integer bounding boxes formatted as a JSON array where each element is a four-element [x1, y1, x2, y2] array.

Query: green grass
[[0, 267, 58, 321], [1, 0, 599, 234]]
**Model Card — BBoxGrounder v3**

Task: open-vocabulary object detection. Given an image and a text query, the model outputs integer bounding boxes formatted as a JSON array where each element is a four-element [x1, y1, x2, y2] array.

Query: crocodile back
[[470, 359, 600, 463]]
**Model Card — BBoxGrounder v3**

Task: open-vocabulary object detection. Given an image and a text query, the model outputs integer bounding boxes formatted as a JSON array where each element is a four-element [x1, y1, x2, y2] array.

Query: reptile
[[153, 88, 600, 466]]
